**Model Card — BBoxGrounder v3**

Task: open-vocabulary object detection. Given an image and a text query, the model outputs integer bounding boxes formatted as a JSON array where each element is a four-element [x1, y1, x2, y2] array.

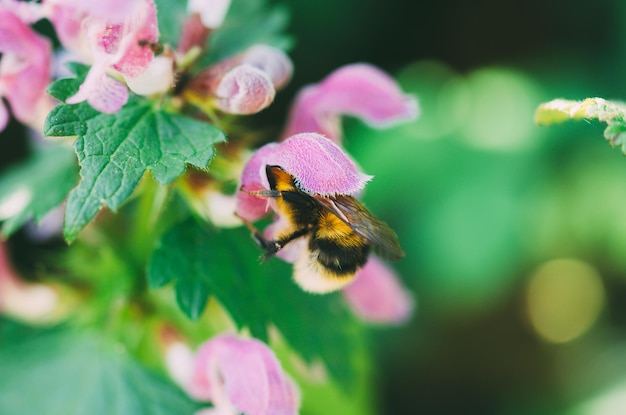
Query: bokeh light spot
[[396, 60, 470, 140], [462, 68, 543, 151], [526, 258, 604, 344]]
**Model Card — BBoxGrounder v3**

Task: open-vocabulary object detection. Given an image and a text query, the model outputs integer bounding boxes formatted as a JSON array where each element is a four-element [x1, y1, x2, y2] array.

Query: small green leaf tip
[[536, 97, 626, 154], [535, 98, 626, 125]]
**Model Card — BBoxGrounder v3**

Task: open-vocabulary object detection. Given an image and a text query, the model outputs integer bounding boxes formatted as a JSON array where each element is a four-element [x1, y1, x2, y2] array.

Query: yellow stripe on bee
[[315, 211, 364, 246], [271, 168, 298, 192]]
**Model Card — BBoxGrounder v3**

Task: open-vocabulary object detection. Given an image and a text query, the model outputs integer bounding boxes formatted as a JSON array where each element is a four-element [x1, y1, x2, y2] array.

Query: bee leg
[[262, 227, 312, 258], [235, 212, 311, 257]]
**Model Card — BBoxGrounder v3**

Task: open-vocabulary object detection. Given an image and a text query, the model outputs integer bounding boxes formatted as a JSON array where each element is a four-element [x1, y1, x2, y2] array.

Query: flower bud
[[241, 45, 293, 90], [213, 64, 275, 114]]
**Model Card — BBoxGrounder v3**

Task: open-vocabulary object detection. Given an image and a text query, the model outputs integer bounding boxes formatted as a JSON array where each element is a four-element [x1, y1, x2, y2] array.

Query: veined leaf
[[535, 97, 626, 153], [147, 218, 359, 388], [44, 66, 226, 243]]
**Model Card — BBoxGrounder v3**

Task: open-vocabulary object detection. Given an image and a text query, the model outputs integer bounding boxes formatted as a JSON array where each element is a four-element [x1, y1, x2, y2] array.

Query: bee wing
[[313, 194, 405, 261]]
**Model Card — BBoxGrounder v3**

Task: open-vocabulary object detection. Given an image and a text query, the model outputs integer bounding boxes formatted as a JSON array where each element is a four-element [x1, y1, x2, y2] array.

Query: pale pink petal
[[197, 190, 241, 228], [188, 0, 232, 29], [124, 55, 174, 95], [267, 132, 372, 196], [66, 65, 128, 113], [165, 341, 195, 390], [241, 45, 293, 90], [56, 0, 158, 112], [205, 45, 292, 90], [0, 7, 52, 127], [282, 63, 418, 142], [2, 0, 45, 24], [107, 0, 159, 77], [46, 4, 89, 55], [47, 0, 145, 23], [214, 64, 275, 114], [236, 133, 370, 221], [189, 334, 300, 415], [342, 257, 414, 324], [236, 144, 279, 222]]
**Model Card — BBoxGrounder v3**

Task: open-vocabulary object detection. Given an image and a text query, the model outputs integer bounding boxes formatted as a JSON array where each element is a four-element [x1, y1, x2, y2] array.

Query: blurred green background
[[274, 0, 626, 414]]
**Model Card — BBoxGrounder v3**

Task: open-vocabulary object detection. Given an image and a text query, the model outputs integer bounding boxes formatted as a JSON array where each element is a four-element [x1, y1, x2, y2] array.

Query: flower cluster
[[0, 0, 417, 413]]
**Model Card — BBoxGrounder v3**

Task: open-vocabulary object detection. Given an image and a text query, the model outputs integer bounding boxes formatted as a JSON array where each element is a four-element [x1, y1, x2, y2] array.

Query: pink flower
[[213, 64, 276, 114], [282, 63, 418, 143], [187, 334, 300, 415], [236, 132, 371, 222], [343, 257, 414, 324], [186, 64, 275, 115], [43, 0, 150, 59], [59, 0, 160, 113], [0, 6, 52, 131], [237, 45, 293, 90], [185, 44, 292, 115], [235, 133, 379, 293]]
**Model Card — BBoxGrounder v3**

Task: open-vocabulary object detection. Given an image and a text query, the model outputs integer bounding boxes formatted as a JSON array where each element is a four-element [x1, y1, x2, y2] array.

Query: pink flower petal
[[236, 143, 279, 222], [107, 0, 159, 77], [241, 45, 292, 90], [66, 65, 129, 113], [342, 257, 414, 324], [47, 0, 145, 23], [124, 55, 174, 95], [236, 133, 370, 221], [214, 64, 275, 115], [3, 0, 45, 24], [189, 334, 300, 415], [54, 0, 158, 113], [46, 4, 89, 55], [0, 7, 52, 127], [268, 132, 372, 196], [282, 63, 418, 142]]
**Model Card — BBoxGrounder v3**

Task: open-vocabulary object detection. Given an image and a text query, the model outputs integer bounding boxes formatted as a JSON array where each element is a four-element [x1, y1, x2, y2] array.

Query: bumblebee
[[241, 165, 404, 293]]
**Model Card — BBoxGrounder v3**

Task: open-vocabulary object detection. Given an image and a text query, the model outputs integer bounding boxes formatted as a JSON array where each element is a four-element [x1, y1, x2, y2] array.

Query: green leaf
[[147, 218, 360, 388], [46, 62, 90, 103], [44, 64, 226, 242], [535, 97, 626, 153], [0, 144, 78, 237], [0, 322, 199, 415]]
